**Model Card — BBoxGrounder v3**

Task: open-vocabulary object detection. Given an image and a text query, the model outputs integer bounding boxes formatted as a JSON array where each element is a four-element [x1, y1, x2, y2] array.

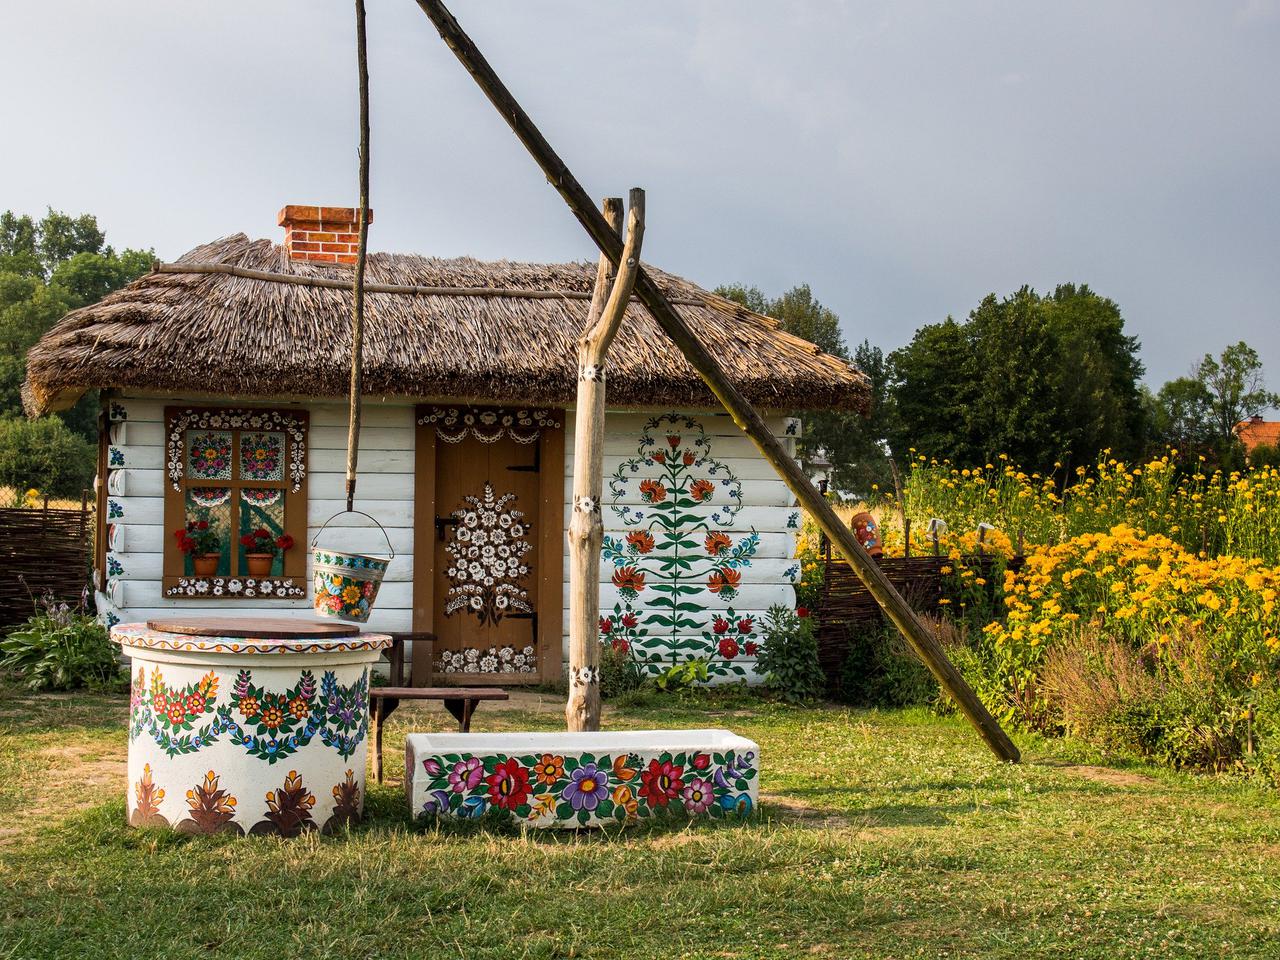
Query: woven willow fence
[[0, 497, 93, 629]]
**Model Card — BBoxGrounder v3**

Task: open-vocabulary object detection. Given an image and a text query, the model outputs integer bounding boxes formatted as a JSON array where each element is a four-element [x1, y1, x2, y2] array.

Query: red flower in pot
[[239, 528, 295, 577], [174, 520, 221, 576]]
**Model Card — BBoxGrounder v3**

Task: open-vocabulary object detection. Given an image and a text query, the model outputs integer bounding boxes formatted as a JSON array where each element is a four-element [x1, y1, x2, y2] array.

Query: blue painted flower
[[720, 793, 752, 815], [561, 762, 609, 812], [460, 795, 488, 818]]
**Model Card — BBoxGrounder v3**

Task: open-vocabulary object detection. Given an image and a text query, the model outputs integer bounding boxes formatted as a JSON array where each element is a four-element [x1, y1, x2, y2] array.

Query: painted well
[[114, 624, 390, 836], [406, 728, 759, 828]]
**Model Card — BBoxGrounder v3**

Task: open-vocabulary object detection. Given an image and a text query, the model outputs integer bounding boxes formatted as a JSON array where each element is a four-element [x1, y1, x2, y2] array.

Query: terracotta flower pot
[[193, 553, 220, 576], [245, 553, 274, 576]]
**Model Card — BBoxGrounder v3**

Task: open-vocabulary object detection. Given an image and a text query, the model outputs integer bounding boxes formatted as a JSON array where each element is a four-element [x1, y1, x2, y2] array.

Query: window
[[163, 406, 309, 599]]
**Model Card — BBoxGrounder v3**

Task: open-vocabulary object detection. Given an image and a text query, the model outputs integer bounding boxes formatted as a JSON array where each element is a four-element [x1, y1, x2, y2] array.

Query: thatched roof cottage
[[25, 205, 867, 684]]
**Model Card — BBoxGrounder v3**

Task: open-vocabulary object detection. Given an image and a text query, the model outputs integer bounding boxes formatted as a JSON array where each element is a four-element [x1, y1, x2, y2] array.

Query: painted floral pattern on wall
[[435, 644, 538, 675], [187, 431, 233, 480], [602, 413, 761, 680], [417, 747, 757, 826], [442, 482, 533, 624]]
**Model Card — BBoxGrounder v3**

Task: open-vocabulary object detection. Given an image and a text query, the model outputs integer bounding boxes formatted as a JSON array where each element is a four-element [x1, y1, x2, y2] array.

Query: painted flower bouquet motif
[[418, 748, 758, 827], [213, 668, 323, 763], [187, 430, 232, 480], [442, 482, 533, 624], [130, 665, 222, 757], [314, 571, 380, 621], [239, 431, 284, 481], [317, 670, 370, 761], [603, 413, 760, 680]]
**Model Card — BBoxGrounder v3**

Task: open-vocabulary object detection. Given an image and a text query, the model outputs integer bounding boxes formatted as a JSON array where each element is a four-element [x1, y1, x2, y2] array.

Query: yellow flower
[[341, 584, 362, 604]]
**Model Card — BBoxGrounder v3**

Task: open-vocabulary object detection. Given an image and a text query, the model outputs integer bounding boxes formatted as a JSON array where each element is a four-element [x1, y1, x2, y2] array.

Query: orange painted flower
[[287, 696, 310, 720], [704, 531, 732, 556], [707, 567, 741, 595], [690, 479, 715, 502], [612, 784, 639, 819], [639, 479, 667, 503], [259, 704, 286, 730], [626, 530, 656, 553], [612, 753, 637, 781], [532, 753, 564, 786], [612, 566, 646, 596], [237, 695, 261, 719]]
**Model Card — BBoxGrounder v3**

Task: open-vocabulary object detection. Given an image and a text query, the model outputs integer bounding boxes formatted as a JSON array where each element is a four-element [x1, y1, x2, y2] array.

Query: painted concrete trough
[[406, 729, 759, 827]]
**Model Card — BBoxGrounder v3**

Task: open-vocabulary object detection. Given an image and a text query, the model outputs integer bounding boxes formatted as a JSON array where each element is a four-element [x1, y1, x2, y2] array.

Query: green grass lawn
[[2, 683, 1279, 960]]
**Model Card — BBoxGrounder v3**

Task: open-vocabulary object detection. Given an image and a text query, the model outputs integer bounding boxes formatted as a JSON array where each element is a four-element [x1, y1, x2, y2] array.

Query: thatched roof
[[23, 234, 868, 415]]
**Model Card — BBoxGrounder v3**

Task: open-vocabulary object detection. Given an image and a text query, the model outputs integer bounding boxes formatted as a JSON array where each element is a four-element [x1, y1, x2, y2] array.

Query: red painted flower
[[165, 699, 187, 725], [690, 479, 715, 502], [745, 641, 759, 656], [707, 568, 741, 595], [638, 479, 667, 503], [611, 637, 630, 654], [639, 758, 684, 807], [486, 758, 532, 811], [691, 752, 711, 770], [718, 637, 740, 659], [652, 451, 666, 464], [626, 530, 656, 553], [666, 434, 682, 449], [737, 617, 754, 634], [182, 693, 206, 716], [704, 532, 732, 556], [599, 617, 614, 635], [612, 567, 646, 595], [621, 612, 638, 629], [152, 692, 169, 716], [711, 616, 730, 635], [682, 450, 696, 466]]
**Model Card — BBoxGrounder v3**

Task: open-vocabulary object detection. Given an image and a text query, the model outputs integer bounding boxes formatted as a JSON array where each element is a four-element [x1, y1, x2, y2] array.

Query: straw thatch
[[23, 234, 868, 415]]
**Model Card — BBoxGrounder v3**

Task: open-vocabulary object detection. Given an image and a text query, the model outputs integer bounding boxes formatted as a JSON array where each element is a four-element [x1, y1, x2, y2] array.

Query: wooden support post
[[413, 0, 1019, 763], [346, 0, 372, 513], [566, 191, 645, 732]]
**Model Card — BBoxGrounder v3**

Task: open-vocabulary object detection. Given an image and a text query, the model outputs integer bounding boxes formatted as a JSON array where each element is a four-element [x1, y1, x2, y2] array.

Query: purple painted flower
[[422, 758, 443, 776], [681, 777, 714, 814], [561, 763, 609, 812], [422, 789, 451, 814], [448, 757, 484, 792]]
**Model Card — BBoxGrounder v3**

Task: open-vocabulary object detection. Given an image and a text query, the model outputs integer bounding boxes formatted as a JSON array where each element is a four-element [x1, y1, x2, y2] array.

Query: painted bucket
[[311, 510, 394, 623], [850, 511, 884, 558]]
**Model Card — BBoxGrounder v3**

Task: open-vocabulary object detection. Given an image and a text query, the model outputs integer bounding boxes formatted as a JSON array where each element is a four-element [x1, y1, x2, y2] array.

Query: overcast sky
[[4, 1, 1277, 397]]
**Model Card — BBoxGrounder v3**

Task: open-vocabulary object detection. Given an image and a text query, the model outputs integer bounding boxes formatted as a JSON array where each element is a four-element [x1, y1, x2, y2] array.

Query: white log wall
[[99, 399, 800, 685]]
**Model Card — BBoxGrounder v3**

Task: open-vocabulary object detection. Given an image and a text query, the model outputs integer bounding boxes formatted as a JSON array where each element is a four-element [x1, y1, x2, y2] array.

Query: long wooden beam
[[412, 0, 1019, 762]]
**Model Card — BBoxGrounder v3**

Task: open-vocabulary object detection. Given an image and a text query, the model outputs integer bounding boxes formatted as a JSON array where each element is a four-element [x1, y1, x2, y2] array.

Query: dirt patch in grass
[[1058, 764, 1157, 788], [763, 794, 857, 829], [0, 742, 124, 848]]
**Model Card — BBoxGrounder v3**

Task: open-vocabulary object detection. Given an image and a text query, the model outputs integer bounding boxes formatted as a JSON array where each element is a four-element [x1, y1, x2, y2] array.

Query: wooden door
[[413, 406, 564, 685]]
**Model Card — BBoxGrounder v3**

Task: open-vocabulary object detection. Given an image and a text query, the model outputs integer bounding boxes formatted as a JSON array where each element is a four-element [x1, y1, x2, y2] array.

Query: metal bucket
[[311, 510, 394, 623]]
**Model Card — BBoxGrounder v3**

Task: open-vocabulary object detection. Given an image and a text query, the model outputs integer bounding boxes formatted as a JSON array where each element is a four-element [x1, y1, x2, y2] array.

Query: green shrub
[[837, 621, 938, 708], [755, 605, 823, 702], [1, 595, 120, 691], [599, 641, 645, 700], [0, 415, 95, 497], [653, 659, 709, 692]]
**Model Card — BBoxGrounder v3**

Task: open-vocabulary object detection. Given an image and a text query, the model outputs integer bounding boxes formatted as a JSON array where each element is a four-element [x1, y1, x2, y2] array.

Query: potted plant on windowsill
[[174, 521, 221, 576], [239, 529, 295, 577]]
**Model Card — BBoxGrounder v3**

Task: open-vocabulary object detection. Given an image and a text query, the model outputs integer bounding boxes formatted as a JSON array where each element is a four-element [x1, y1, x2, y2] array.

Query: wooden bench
[[369, 633, 510, 783]]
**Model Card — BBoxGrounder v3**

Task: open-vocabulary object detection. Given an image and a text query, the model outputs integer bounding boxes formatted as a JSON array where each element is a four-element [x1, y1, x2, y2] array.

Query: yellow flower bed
[[979, 524, 1280, 725]]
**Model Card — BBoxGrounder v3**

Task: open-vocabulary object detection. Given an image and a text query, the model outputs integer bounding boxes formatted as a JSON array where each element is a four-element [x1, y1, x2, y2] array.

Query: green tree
[[0, 417, 95, 497], [1149, 376, 1215, 455], [0, 208, 152, 437], [887, 284, 1146, 471], [1195, 342, 1278, 450], [714, 283, 890, 494]]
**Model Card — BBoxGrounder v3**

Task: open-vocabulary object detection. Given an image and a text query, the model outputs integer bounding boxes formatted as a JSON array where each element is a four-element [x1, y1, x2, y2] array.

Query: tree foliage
[[887, 284, 1146, 472], [0, 208, 152, 442], [714, 283, 891, 494]]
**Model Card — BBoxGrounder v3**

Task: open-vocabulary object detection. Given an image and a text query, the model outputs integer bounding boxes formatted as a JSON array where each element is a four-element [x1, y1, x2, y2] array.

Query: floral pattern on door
[[442, 482, 534, 624]]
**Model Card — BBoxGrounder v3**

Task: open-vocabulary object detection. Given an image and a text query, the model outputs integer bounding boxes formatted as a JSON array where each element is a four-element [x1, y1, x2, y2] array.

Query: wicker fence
[[0, 500, 94, 629], [814, 543, 1020, 681]]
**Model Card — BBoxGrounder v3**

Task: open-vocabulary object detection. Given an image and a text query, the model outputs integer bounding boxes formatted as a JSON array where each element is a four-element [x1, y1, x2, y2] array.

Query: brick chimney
[[277, 205, 373, 265]]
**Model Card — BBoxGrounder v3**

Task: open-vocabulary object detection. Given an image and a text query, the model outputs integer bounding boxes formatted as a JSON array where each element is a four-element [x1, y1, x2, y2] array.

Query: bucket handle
[[310, 509, 396, 561]]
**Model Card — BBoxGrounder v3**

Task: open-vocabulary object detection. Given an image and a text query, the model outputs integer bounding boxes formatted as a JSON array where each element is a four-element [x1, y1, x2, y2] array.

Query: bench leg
[[443, 698, 477, 732], [372, 699, 383, 785]]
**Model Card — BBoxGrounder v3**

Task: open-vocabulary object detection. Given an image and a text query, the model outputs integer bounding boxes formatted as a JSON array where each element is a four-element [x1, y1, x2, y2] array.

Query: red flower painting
[[638, 758, 685, 807], [485, 758, 531, 811]]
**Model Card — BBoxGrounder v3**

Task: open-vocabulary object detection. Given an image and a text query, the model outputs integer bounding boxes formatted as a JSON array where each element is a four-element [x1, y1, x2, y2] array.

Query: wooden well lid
[[144, 617, 360, 639]]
